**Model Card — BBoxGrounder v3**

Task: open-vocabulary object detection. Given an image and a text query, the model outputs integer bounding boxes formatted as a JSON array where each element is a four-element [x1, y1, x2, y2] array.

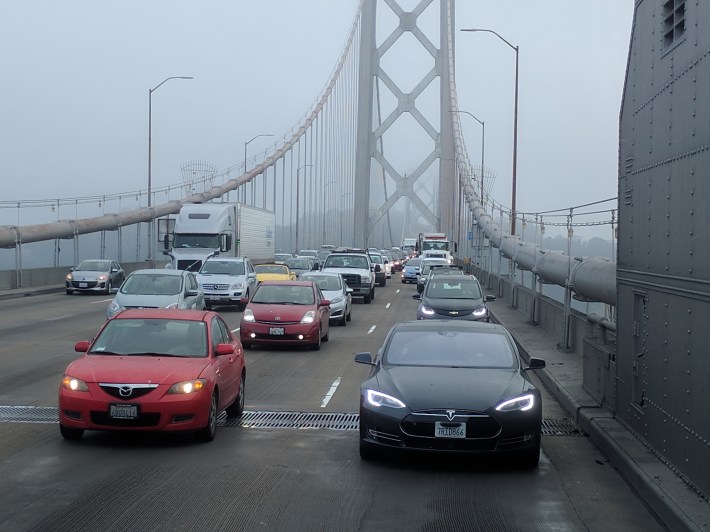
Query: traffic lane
[[0, 293, 110, 406], [220, 283, 404, 413], [0, 422, 643, 532]]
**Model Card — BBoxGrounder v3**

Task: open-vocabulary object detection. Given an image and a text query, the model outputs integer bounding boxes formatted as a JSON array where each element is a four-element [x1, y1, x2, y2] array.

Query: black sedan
[[413, 274, 495, 321], [355, 320, 546, 466]]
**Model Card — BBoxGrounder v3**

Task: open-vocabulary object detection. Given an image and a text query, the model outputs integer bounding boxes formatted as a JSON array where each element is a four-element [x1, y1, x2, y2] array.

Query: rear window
[[384, 330, 516, 368]]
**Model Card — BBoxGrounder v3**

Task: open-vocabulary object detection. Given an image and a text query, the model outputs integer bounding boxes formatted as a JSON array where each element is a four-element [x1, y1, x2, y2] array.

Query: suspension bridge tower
[[354, 0, 457, 248]]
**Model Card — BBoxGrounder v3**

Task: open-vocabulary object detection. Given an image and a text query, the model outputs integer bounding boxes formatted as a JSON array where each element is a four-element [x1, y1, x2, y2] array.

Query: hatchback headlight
[[496, 394, 535, 412], [365, 389, 406, 408], [243, 309, 255, 322], [97, 274, 108, 281], [164, 303, 179, 309], [66, 273, 73, 281], [168, 379, 206, 394], [420, 305, 435, 315], [330, 295, 343, 304], [61, 375, 89, 392], [301, 310, 316, 324], [107, 300, 122, 316], [473, 307, 488, 317]]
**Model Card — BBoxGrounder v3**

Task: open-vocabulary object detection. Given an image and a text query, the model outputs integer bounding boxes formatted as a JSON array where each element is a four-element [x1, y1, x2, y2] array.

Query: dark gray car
[[413, 274, 495, 321]]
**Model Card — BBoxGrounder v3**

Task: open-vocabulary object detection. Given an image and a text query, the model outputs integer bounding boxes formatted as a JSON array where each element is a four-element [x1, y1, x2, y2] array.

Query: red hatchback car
[[240, 280, 331, 350], [58, 309, 245, 443]]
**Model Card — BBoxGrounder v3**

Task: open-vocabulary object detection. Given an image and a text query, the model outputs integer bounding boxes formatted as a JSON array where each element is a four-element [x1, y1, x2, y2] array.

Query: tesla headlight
[[301, 310, 316, 324], [473, 307, 488, 317], [243, 308, 255, 322], [61, 375, 89, 392], [168, 379, 207, 394], [66, 273, 73, 281], [330, 295, 343, 304], [366, 389, 406, 408], [420, 305, 435, 315], [495, 394, 535, 412]]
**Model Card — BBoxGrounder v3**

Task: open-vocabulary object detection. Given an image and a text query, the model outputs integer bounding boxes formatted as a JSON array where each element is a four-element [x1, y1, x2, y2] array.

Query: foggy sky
[[0, 1, 634, 233]]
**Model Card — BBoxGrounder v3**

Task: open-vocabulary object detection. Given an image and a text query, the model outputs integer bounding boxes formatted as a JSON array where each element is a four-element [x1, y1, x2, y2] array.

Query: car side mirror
[[375, 265, 381, 272], [412, 293, 421, 300], [240, 296, 250, 305], [215, 343, 234, 356], [320, 299, 331, 307], [248, 272, 256, 279], [74, 341, 90, 353], [484, 295, 496, 302], [524, 357, 546, 371], [346, 287, 353, 294], [187, 289, 199, 296], [354, 352, 374, 365]]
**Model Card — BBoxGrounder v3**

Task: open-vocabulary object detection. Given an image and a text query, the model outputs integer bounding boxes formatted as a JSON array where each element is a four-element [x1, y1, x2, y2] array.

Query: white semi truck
[[163, 202, 275, 271], [416, 232, 454, 263]]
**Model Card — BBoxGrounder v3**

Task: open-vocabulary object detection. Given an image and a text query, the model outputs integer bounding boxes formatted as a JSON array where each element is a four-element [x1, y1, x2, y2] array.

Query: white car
[[299, 272, 353, 326], [197, 257, 257, 310], [107, 269, 204, 319]]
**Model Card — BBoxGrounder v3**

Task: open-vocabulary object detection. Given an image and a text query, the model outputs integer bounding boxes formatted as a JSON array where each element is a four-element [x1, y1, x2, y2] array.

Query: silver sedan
[[299, 272, 353, 326]]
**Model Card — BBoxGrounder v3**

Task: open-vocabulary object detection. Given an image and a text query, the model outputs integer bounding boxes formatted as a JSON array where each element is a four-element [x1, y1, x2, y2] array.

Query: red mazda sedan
[[58, 309, 245, 442], [240, 280, 331, 350]]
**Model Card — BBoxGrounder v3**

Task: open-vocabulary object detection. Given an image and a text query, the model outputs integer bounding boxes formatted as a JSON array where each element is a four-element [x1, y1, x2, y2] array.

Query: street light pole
[[460, 28, 519, 235], [451, 110, 485, 204], [243, 134, 274, 204], [295, 164, 313, 254], [147, 75, 193, 264]]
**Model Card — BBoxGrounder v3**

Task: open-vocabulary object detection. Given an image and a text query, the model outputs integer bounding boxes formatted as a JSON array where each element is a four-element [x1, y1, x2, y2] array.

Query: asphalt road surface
[[0, 281, 666, 531]]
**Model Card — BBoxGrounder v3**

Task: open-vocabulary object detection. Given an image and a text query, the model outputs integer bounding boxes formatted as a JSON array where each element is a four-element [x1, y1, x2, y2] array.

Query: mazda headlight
[[97, 274, 108, 281], [301, 310, 316, 324], [168, 379, 206, 394], [365, 389, 406, 408], [496, 394, 535, 412], [61, 375, 89, 392], [243, 309, 255, 322]]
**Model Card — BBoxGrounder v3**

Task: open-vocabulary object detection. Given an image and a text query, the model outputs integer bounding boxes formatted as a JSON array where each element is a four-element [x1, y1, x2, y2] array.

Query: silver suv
[[196, 257, 257, 310], [321, 251, 378, 304]]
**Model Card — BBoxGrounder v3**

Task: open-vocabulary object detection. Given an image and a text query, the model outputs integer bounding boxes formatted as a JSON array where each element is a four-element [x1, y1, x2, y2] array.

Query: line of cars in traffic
[[58, 248, 546, 468]]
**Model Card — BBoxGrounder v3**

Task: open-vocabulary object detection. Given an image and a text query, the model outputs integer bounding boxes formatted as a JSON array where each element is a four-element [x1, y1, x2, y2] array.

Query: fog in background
[[0, 1, 633, 249]]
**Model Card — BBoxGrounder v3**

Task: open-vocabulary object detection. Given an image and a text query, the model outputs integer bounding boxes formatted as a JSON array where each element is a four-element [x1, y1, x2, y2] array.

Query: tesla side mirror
[[354, 352, 374, 366], [524, 357, 546, 371], [215, 343, 234, 356], [74, 341, 90, 353], [484, 295, 496, 302]]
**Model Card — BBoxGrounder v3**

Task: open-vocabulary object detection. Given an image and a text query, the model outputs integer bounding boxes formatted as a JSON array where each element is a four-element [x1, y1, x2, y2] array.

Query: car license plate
[[435, 421, 466, 438], [109, 404, 138, 419], [269, 327, 285, 335], [79, 283, 88, 288], [208, 295, 223, 301]]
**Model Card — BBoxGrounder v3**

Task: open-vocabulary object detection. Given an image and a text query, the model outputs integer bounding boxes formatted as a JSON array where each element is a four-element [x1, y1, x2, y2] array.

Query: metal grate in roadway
[[0, 405, 582, 436]]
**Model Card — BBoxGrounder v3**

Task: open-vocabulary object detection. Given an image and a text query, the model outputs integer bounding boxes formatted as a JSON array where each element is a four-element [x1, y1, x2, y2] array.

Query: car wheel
[[60, 424, 84, 440], [242, 341, 252, 350], [239, 290, 249, 311], [323, 326, 329, 342], [346, 308, 352, 322], [370, 287, 375, 301], [380, 278, 386, 287], [225, 373, 245, 417], [363, 293, 371, 304], [104, 280, 112, 295], [205, 302, 212, 310], [340, 313, 347, 326], [518, 437, 541, 468], [311, 328, 322, 350], [195, 393, 218, 443], [359, 440, 379, 461], [65, 289, 73, 295], [401, 278, 406, 284]]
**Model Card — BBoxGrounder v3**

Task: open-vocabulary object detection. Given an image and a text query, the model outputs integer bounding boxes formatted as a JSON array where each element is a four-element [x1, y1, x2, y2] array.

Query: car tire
[[359, 440, 379, 461], [340, 313, 347, 326], [518, 438, 541, 468], [323, 327, 329, 342], [60, 424, 84, 440], [65, 289, 73, 295], [242, 341, 252, 350], [371, 287, 375, 301], [205, 302, 212, 310], [346, 308, 352, 322], [195, 393, 218, 443], [401, 278, 406, 284], [225, 373, 245, 417], [363, 293, 371, 304], [312, 329, 322, 350], [104, 280, 112, 295], [379, 279, 386, 288]]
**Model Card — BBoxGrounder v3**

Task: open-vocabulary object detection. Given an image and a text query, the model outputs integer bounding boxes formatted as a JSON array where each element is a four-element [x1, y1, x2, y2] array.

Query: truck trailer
[[164, 202, 275, 271]]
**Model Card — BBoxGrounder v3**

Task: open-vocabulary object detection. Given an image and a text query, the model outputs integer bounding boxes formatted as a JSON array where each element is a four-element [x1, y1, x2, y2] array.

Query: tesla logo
[[446, 410, 456, 420], [119, 386, 133, 397]]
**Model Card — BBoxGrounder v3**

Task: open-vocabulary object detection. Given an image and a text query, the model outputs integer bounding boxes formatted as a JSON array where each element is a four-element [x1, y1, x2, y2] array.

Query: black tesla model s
[[355, 320, 546, 466]]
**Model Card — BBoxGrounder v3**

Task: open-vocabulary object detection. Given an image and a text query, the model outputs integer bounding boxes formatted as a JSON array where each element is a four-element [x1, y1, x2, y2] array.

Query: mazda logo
[[119, 386, 133, 397], [446, 409, 456, 421]]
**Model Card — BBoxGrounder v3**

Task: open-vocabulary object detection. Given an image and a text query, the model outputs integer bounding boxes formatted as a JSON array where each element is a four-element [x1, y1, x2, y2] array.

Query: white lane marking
[[92, 299, 114, 304], [231, 327, 240, 333], [321, 377, 342, 408], [396, 289, 400, 294], [368, 325, 377, 335], [386, 303, 391, 309]]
